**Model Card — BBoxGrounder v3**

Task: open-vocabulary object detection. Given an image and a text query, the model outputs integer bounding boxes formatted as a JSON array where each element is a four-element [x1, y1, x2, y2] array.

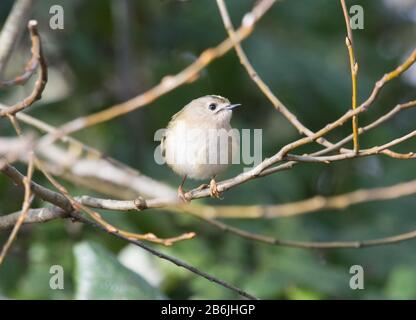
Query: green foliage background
[[0, 0, 415, 299]]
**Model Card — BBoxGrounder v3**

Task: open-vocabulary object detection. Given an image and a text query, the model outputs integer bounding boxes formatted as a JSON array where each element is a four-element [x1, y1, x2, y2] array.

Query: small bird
[[161, 95, 241, 202]]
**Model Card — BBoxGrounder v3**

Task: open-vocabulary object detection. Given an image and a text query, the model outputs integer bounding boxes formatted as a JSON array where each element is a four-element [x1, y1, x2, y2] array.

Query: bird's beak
[[226, 103, 241, 110]]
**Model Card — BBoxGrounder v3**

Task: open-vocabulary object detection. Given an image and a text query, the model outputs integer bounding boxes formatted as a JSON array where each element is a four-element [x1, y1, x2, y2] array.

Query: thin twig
[[0, 201, 255, 299], [0, 135, 33, 169], [0, 207, 68, 229], [0, 103, 177, 199], [183, 49, 416, 200], [70, 97, 416, 211], [0, 152, 34, 266], [70, 212, 258, 300], [216, 0, 333, 148], [77, 178, 416, 219], [37, 0, 277, 146], [0, 20, 47, 117], [10, 113, 178, 247], [180, 208, 416, 249], [0, 0, 36, 76], [341, 0, 360, 152], [34, 158, 195, 246], [0, 47, 38, 88]]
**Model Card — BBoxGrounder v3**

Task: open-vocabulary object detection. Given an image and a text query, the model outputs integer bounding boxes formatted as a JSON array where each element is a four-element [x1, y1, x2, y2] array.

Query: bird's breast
[[163, 121, 239, 179]]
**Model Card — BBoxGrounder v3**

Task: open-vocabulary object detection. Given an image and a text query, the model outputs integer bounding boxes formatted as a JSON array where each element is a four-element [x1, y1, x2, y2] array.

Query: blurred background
[[0, 0, 415, 299]]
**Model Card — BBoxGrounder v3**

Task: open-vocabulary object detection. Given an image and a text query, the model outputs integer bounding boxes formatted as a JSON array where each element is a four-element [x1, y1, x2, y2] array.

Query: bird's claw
[[177, 186, 189, 203], [209, 178, 222, 199]]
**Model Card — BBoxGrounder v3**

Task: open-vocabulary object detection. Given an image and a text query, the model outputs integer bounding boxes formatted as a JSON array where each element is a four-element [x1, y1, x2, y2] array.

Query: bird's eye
[[208, 103, 217, 111]]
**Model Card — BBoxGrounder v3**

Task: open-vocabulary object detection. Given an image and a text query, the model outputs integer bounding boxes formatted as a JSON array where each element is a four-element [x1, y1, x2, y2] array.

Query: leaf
[[73, 241, 165, 300]]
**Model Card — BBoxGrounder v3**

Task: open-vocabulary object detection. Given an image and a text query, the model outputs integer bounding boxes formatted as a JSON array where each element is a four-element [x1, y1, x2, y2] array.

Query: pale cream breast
[[162, 118, 238, 180]]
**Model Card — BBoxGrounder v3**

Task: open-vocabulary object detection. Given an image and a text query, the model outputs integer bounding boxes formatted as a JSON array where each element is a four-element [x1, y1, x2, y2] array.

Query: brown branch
[[31, 50, 415, 209], [69, 211, 258, 300], [1, 0, 414, 252], [215, 0, 333, 148], [0, 20, 47, 117], [77, 178, 416, 219], [181, 207, 416, 249], [0, 47, 38, 88], [0, 207, 68, 230], [1, 163, 73, 212], [285, 130, 416, 163], [37, 0, 277, 146], [0, 0, 36, 76], [74, 97, 416, 210], [0, 103, 178, 199], [313, 100, 416, 157], [0, 165, 256, 300], [216, 0, 410, 163], [341, 0, 360, 153], [186, 49, 416, 199], [0, 153, 34, 266], [0, 135, 34, 169], [3, 94, 415, 208], [3, 165, 416, 251], [34, 158, 195, 246]]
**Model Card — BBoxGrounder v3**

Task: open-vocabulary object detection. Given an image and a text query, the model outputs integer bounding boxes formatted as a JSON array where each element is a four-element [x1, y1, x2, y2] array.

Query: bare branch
[[0, 165, 256, 300], [1, 163, 73, 212], [0, 20, 47, 117], [0, 103, 177, 199], [0, 153, 34, 266], [77, 178, 416, 219], [0, 53, 38, 88], [182, 207, 416, 249], [33, 158, 195, 246], [341, 0, 360, 152], [0, 207, 68, 230], [0, 135, 34, 169], [70, 211, 258, 300], [216, 0, 340, 152], [0, 0, 36, 76], [37, 0, 278, 146]]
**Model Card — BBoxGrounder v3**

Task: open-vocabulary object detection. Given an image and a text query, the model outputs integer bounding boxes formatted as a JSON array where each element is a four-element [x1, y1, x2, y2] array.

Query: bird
[[161, 95, 241, 202]]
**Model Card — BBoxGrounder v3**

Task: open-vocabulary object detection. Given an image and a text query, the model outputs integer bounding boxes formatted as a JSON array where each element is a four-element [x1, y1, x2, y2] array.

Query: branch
[[0, 207, 68, 229], [37, 0, 277, 146], [1, 163, 73, 212], [0, 153, 34, 266], [0, 135, 34, 169], [0, 103, 177, 199], [0, 0, 36, 76], [0, 164, 256, 300], [0, 20, 47, 117], [0, 52, 38, 88], [181, 208, 416, 249], [33, 158, 194, 246], [213, 0, 413, 194], [341, 0, 360, 153], [76, 178, 416, 219], [215, 0, 333, 149], [76, 97, 416, 210], [69, 211, 258, 300], [184, 49, 416, 199]]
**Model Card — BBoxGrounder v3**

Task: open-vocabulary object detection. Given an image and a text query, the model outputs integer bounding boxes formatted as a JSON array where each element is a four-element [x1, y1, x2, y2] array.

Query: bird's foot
[[177, 185, 189, 203], [209, 178, 222, 199]]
